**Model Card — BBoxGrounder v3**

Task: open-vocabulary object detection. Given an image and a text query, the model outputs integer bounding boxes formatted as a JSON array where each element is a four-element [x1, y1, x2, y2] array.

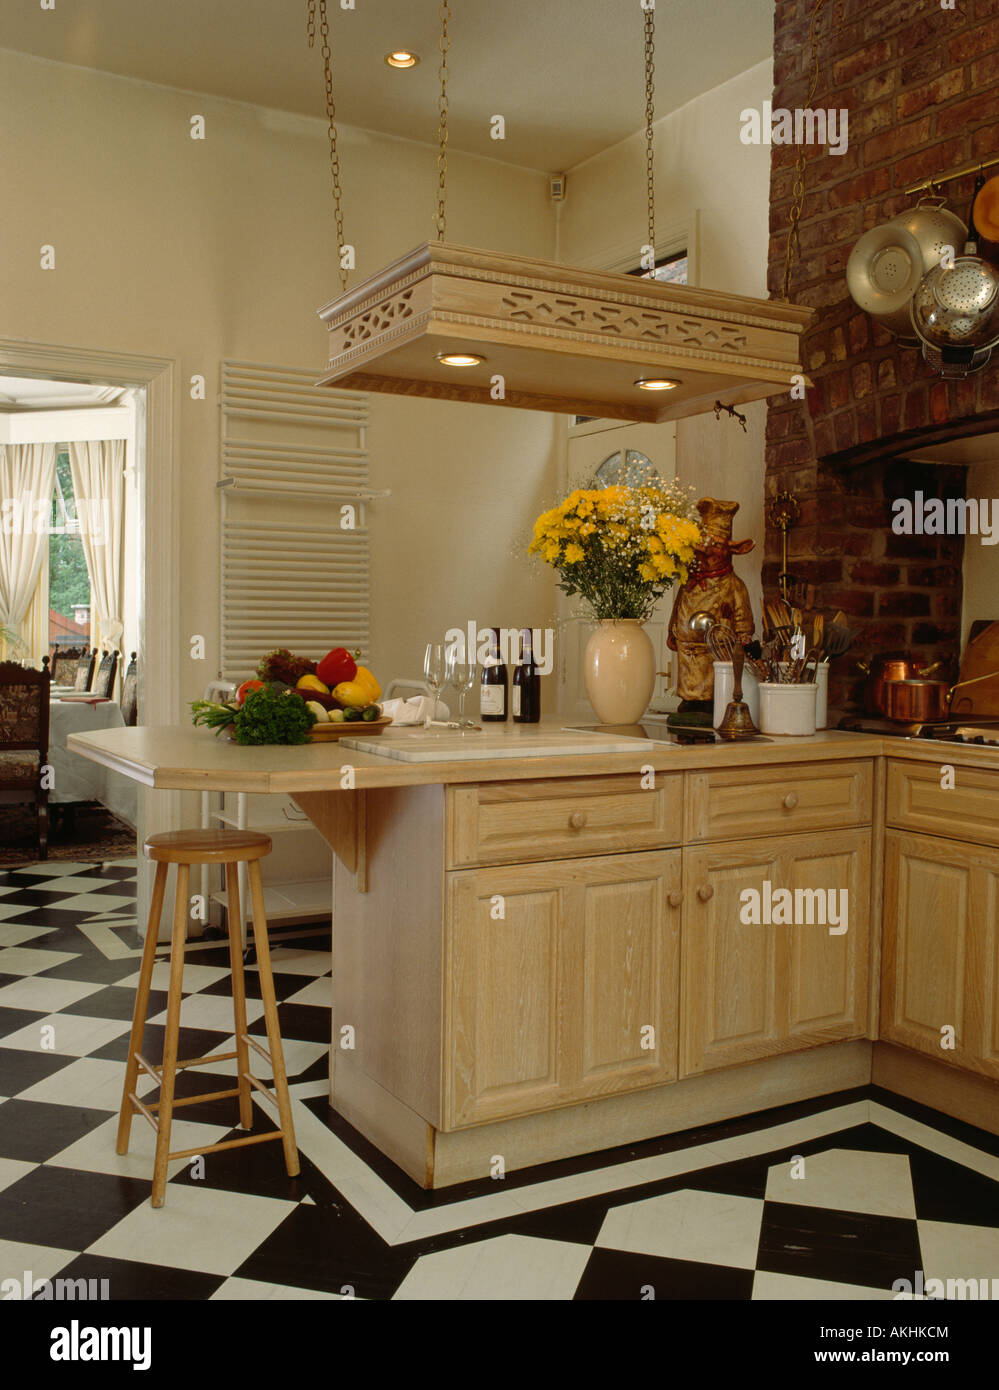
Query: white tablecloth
[[49, 700, 138, 828]]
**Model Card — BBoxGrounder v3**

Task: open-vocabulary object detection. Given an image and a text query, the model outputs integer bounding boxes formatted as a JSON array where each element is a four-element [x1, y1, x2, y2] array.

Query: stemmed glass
[[423, 643, 446, 728], [446, 646, 477, 728]]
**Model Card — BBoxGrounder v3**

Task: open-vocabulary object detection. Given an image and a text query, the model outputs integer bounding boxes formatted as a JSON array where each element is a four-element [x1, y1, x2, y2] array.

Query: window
[[627, 250, 689, 285], [48, 448, 92, 657]]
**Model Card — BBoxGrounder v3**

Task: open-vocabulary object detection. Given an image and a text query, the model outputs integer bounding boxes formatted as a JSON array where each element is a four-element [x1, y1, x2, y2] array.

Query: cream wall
[[962, 461, 999, 649], [0, 48, 560, 706], [558, 60, 775, 622]]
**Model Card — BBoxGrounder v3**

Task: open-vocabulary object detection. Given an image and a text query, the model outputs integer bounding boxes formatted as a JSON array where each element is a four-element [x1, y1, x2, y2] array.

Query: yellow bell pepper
[[353, 666, 382, 701], [332, 679, 373, 709]]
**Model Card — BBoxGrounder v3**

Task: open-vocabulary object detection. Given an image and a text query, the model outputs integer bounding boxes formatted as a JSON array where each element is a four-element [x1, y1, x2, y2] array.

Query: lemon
[[296, 674, 330, 694]]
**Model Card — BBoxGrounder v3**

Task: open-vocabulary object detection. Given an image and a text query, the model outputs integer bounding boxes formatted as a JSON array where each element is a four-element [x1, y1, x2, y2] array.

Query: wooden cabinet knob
[[668, 889, 683, 908], [568, 811, 588, 830], [697, 883, 714, 902], [783, 792, 799, 810]]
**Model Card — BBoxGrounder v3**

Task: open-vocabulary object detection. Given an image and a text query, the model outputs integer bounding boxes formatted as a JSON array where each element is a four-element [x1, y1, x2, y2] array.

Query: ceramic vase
[[583, 619, 656, 724]]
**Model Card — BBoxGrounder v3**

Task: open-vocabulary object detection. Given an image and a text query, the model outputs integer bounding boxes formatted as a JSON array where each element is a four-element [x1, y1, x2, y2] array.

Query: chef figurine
[[667, 497, 755, 708]]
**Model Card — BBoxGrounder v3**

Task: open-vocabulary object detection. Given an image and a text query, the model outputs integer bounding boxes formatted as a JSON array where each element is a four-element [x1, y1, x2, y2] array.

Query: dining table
[[48, 694, 138, 828]]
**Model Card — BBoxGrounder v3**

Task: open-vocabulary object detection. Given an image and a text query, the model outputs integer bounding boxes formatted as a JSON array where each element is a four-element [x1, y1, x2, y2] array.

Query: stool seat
[[144, 828, 272, 864]]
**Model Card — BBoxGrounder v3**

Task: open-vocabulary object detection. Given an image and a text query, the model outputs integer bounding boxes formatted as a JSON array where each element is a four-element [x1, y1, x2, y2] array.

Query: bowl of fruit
[[190, 646, 390, 743]]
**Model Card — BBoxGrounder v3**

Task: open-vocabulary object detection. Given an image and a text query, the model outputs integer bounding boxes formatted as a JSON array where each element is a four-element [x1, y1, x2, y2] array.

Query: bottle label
[[512, 685, 521, 716], [481, 685, 505, 715]]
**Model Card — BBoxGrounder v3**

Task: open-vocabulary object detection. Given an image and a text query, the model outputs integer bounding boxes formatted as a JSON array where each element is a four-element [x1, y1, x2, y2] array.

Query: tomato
[[235, 679, 265, 707]]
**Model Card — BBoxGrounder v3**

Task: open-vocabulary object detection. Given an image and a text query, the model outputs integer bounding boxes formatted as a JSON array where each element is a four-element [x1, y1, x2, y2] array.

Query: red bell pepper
[[316, 646, 357, 688]]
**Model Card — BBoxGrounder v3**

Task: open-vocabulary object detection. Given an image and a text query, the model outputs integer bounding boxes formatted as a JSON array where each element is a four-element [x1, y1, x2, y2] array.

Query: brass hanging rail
[[905, 152, 999, 197]]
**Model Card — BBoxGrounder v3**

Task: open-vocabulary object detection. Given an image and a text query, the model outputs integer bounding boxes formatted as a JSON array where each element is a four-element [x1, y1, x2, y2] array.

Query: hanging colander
[[911, 173, 999, 352], [846, 221, 924, 343]]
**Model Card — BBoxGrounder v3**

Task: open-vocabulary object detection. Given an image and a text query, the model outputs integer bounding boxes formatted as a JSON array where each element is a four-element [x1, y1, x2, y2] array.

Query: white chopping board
[[339, 727, 648, 762]]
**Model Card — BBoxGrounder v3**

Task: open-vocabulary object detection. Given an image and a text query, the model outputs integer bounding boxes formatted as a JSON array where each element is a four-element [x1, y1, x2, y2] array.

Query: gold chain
[[436, 0, 451, 240], [644, 4, 656, 274], [308, 0, 347, 292], [781, 0, 825, 302]]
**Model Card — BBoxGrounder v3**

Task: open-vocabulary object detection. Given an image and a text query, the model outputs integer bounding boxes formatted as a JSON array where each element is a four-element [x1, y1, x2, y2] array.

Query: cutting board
[[956, 620, 999, 715], [339, 728, 648, 763]]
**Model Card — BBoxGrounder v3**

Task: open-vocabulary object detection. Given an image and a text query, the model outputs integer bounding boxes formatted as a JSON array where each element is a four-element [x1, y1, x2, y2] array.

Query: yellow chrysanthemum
[[564, 542, 584, 564]]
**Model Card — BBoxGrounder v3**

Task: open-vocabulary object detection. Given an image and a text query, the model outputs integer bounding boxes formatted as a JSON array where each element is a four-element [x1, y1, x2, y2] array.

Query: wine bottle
[[480, 627, 508, 721], [513, 627, 541, 723]]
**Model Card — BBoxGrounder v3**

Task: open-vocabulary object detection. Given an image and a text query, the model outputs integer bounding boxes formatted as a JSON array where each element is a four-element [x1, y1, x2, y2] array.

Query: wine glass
[[446, 647, 477, 727], [423, 643, 446, 727]]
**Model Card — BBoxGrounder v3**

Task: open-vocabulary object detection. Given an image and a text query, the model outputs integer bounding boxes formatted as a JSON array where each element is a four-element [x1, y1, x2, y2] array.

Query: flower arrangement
[[529, 478, 701, 621]]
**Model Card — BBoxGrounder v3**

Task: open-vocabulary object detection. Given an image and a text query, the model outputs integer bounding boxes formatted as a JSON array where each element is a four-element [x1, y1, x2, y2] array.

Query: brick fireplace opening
[[764, 0, 999, 711]]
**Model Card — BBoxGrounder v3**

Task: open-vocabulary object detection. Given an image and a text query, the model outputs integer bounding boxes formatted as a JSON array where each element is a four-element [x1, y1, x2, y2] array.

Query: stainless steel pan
[[911, 173, 999, 354]]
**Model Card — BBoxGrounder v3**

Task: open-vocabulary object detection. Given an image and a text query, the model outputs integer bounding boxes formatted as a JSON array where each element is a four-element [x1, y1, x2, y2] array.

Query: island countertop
[[66, 720, 901, 793]]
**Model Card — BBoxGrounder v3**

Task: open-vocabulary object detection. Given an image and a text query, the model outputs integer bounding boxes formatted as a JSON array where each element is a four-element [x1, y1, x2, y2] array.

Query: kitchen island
[[69, 720, 999, 1186]]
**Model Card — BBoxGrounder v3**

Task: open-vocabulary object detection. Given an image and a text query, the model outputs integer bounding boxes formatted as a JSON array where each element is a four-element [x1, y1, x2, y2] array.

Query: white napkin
[[380, 695, 449, 726]]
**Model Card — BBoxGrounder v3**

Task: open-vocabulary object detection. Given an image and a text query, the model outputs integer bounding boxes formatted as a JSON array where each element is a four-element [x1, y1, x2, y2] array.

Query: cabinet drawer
[[446, 773, 682, 868], [887, 759, 999, 849], [684, 760, 873, 843]]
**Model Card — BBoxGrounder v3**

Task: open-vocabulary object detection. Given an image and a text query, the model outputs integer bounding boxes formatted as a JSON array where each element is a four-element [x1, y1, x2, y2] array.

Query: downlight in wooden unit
[[317, 242, 813, 425]]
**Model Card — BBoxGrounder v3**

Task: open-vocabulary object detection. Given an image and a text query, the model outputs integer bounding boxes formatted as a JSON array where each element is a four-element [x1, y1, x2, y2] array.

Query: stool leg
[[225, 861, 254, 1130], [117, 861, 169, 1155], [247, 860, 299, 1177], [151, 863, 189, 1208]]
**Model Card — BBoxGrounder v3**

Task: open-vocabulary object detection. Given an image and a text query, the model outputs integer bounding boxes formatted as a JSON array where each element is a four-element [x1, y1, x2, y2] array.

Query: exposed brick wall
[[765, 0, 999, 712]]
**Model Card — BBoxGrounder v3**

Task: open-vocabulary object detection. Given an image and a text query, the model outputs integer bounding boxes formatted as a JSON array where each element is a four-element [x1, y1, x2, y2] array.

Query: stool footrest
[[141, 1087, 242, 1114], [167, 1130, 285, 1162], [244, 1070, 280, 1113]]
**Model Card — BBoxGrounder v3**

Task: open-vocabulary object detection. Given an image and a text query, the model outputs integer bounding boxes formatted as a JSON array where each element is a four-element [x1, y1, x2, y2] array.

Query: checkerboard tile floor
[[1, 858, 998, 1301]]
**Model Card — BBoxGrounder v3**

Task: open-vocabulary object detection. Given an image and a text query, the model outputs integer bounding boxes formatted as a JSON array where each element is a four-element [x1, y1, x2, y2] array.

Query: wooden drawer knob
[[783, 792, 799, 810], [696, 883, 714, 902], [568, 811, 588, 830], [668, 889, 683, 908]]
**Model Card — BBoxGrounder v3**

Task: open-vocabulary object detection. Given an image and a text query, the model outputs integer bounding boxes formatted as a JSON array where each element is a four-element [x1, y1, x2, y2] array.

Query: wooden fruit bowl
[[308, 716, 392, 740]]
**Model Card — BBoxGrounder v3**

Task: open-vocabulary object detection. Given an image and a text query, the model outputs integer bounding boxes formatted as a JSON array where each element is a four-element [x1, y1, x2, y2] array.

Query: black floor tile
[[45, 1252, 223, 1301], [34, 956, 140, 986], [757, 1200, 923, 1291], [200, 970, 317, 1004], [0, 1098, 110, 1162], [0, 1007, 48, 1041], [234, 1200, 411, 1300], [62, 985, 166, 1023], [0, 1046, 76, 1095], [908, 1147, 999, 1229], [574, 1248, 754, 1300], [248, 1002, 331, 1045], [0, 1166, 150, 1249], [91, 1024, 232, 1065], [170, 1124, 327, 1204]]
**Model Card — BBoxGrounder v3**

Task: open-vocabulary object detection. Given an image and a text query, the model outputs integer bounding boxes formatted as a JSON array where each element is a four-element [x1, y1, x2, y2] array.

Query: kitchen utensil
[[307, 715, 393, 740], [846, 220, 925, 343], [706, 624, 738, 662], [883, 678, 949, 723], [918, 342, 993, 378], [861, 655, 944, 717], [821, 624, 855, 660], [911, 173, 999, 353], [688, 610, 714, 637], [815, 662, 829, 729], [758, 680, 817, 736], [712, 659, 761, 727], [972, 173, 999, 244], [955, 619, 999, 715], [715, 645, 760, 740], [890, 197, 967, 276]]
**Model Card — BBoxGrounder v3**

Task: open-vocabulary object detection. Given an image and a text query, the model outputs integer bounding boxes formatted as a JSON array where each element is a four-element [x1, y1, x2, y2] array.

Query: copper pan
[[883, 668, 999, 722]]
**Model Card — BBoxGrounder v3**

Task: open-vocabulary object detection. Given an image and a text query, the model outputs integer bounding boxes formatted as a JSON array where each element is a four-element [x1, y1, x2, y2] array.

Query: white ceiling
[[0, 377, 127, 413], [1, 0, 775, 171]]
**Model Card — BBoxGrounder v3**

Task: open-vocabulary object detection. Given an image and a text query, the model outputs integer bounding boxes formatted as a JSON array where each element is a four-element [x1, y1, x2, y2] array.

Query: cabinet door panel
[[446, 851, 679, 1127], [786, 836, 870, 1042]]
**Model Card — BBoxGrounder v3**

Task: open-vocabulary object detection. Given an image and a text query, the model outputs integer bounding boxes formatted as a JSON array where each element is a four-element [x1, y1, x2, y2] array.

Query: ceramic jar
[[583, 620, 656, 724]]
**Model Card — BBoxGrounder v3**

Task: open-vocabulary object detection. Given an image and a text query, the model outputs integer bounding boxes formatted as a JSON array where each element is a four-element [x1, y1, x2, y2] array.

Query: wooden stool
[[117, 829, 300, 1207]]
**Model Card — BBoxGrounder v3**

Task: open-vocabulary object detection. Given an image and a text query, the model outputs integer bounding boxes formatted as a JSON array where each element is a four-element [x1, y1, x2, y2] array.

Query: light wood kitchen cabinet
[[445, 849, 681, 1127], [680, 829, 871, 1077], [881, 830, 999, 1081]]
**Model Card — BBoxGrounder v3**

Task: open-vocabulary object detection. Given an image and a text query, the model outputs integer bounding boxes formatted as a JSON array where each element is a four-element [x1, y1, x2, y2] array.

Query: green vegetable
[[343, 706, 363, 721], [231, 686, 316, 745], [361, 704, 382, 721], [191, 698, 238, 733]]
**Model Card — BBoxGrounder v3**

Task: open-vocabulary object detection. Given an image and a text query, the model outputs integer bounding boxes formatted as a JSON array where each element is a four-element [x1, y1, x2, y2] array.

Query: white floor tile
[[147, 993, 265, 1032], [250, 948, 331, 977], [753, 1270, 899, 1300], [918, 1219, 999, 1287], [0, 905, 47, 926], [47, 1112, 231, 1181], [765, 1148, 916, 1219], [0, 976, 103, 1013], [8, 862, 99, 877], [18, 1057, 155, 1111], [56, 892, 137, 914], [0, 1239, 78, 1290], [116, 961, 233, 993], [24, 875, 122, 895], [393, 1234, 591, 1301], [0, 1012, 130, 1056], [0, 1157, 35, 1196], [282, 978, 332, 1007], [0, 946, 78, 976], [871, 1104, 999, 1185], [0, 923, 56, 946], [88, 1186, 297, 1277], [214, 1035, 327, 1081], [597, 1189, 764, 1269], [210, 1276, 343, 1300]]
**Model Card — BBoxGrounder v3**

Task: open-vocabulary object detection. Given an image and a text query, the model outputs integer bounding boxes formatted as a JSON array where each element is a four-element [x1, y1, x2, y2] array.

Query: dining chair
[[51, 645, 88, 687], [0, 656, 52, 859], [120, 653, 138, 726], [75, 647, 98, 691], [92, 650, 119, 700]]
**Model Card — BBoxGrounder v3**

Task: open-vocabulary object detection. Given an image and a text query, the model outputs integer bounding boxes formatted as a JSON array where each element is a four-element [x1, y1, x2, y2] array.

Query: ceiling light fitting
[[311, 1, 812, 424], [385, 51, 419, 68]]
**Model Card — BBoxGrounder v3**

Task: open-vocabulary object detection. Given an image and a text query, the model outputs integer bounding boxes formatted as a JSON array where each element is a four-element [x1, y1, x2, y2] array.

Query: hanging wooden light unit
[[313, 1, 812, 424]]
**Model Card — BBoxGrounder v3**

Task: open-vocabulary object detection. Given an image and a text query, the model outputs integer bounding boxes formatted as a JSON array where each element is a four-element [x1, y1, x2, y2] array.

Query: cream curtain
[[68, 440, 125, 656], [0, 443, 57, 660]]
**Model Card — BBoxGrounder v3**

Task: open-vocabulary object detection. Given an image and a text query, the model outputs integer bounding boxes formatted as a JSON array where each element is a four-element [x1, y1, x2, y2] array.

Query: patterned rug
[[0, 804, 136, 867]]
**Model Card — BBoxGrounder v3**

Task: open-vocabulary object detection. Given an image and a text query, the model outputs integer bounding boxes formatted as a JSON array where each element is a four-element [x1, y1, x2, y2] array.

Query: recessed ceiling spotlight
[[634, 377, 681, 391], [385, 51, 419, 68], [435, 352, 486, 368]]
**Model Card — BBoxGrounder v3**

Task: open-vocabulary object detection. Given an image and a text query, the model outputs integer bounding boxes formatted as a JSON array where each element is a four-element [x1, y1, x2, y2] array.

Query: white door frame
[[0, 335, 183, 916]]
